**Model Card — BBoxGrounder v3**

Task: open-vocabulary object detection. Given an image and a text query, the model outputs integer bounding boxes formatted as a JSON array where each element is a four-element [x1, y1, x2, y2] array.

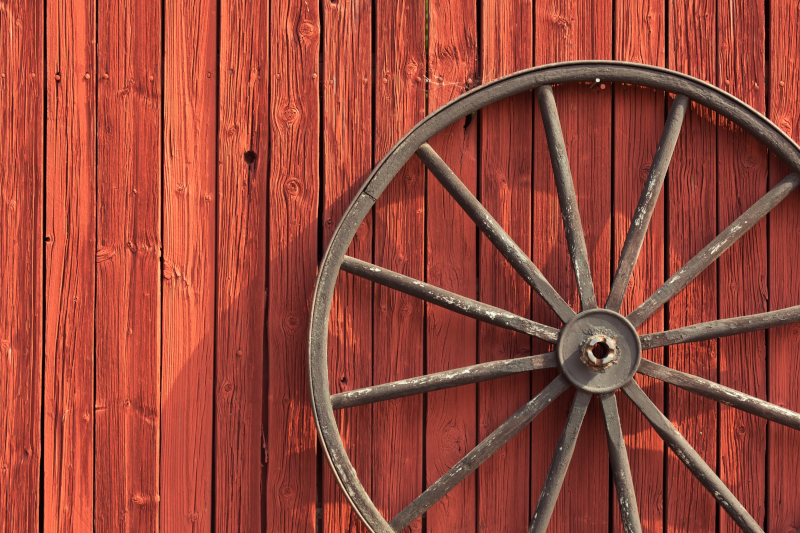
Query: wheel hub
[[557, 309, 641, 394]]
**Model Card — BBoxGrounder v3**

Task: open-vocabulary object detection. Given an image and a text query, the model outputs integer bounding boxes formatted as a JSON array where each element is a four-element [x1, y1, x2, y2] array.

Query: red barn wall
[[1, 0, 799, 531]]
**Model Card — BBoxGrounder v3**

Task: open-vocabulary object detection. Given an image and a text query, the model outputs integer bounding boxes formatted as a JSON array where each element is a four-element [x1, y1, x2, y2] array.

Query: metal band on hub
[[557, 309, 642, 394]]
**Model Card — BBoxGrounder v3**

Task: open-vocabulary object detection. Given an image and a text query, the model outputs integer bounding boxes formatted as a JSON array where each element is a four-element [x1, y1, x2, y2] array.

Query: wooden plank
[[532, 1, 612, 530], [479, 2, 532, 531], [0, 0, 44, 531], [667, 1, 717, 531], [161, 0, 217, 529], [768, 2, 800, 531], [265, 0, 319, 531], [320, 0, 372, 531], [215, 0, 269, 531], [716, 1, 767, 531], [372, 0, 425, 528], [44, 0, 96, 529], [613, 1, 666, 531], [426, 0, 478, 531], [95, 0, 162, 531]]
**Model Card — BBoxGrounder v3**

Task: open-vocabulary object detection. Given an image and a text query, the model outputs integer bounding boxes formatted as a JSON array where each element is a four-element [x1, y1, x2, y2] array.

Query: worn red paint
[[322, 0, 372, 531], [3, 2, 800, 532]]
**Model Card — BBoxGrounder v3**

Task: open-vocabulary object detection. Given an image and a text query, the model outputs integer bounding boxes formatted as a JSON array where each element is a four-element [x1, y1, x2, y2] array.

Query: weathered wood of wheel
[[308, 61, 800, 533]]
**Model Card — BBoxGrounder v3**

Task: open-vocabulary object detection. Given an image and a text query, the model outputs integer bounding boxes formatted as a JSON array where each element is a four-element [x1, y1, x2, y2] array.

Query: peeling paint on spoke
[[623, 381, 764, 533], [341, 256, 559, 343], [606, 94, 689, 312], [637, 359, 800, 430], [600, 393, 642, 533], [640, 305, 800, 349], [537, 85, 597, 311], [529, 390, 591, 533], [330, 352, 558, 409], [416, 142, 576, 323], [627, 173, 800, 327], [388, 375, 571, 532]]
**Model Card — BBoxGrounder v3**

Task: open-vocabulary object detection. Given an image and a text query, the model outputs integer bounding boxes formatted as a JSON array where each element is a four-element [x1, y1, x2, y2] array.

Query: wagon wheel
[[308, 61, 800, 533]]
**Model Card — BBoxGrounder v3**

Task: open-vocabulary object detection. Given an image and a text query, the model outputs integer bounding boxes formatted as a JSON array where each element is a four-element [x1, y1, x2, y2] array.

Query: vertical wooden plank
[[266, 0, 320, 530], [321, 0, 372, 532], [479, 1, 532, 531], [613, 1, 665, 531], [44, 0, 96, 529], [215, 0, 269, 530], [95, 0, 162, 530], [372, 1, 425, 528], [0, 0, 44, 531], [426, 1, 478, 531], [161, 0, 217, 528], [768, 2, 800, 532], [667, 1, 717, 532], [532, 1, 612, 531], [716, 1, 767, 531]]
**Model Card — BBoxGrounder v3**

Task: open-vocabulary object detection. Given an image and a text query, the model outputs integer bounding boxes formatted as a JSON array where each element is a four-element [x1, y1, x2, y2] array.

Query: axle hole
[[593, 341, 609, 360]]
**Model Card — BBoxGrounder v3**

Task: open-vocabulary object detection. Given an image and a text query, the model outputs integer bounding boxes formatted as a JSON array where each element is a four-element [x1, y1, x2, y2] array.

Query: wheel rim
[[308, 60, 800, 533]]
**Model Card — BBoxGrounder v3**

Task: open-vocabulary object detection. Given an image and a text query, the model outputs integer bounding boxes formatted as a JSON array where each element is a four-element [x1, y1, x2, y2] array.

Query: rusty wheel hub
[[557, 309, 641, 394]]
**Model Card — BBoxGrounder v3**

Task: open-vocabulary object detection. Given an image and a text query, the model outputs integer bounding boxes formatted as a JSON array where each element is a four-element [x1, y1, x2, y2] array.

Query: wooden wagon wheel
[[308, 61, 800, 533]]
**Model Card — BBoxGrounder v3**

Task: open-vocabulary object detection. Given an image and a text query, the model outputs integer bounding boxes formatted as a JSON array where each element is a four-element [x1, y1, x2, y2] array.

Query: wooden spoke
[[640, 304, 800, 349], [623, 381, 764, 533], [537, 85, 597, 310], [342, 256, 559, 343], [387, 375, 571, 532], [606, 94, 690, 311], [638, 359, 800, 430], [528, 390, 591, 533], [416, 142, 576, 323], [627, 172, 800, 327], [331, 352, 557, 410], [600, 393, 642, 533]]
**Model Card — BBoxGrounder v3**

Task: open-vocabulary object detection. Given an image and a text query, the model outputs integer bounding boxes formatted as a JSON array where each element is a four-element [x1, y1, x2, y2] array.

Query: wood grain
[[426, 0, 478, 530], [667, 1, 717, 531], [215, 0, 269, 531], [479, 1, 533, 531], [768, 1, 800, 531], [95, 0, 162, 531], [716, 0, 767, 530], [532, 1, 612, 530], [161, 0, 217, 528], [0, 1, 44, 531], [266, 0, 320, 531], [44, 0, 96, 529], [321, 0, 372, 531], [372, 1, 425, 529], [613, 1, 666, 531]]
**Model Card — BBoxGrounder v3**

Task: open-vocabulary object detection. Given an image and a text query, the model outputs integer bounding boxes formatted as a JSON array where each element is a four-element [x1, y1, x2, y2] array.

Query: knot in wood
[[284, 178, 302, 197]]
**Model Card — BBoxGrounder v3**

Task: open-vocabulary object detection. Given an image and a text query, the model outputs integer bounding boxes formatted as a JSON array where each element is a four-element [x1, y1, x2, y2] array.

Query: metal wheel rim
[[308, 60, 800, 533]]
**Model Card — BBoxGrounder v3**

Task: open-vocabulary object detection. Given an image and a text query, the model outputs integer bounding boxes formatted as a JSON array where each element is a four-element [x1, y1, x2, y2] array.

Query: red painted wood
[[716, 1, 767, 530], [215, 0, 269, 530], [532, 2, 612, 530], [161, 0, 217, 529], [667, 1, 717, 531], [265, 0, 320, 531], [613, 2, 666, 531], [0, 0, 44, 531], [321, 0, 372, 531], [426, 1, 478, 531], [44, 0, 96, 530], [372, 1, 425, 529], [95, 1, 162, 531], [768, 2, 800, 531], [479, 2, 532, 531]]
